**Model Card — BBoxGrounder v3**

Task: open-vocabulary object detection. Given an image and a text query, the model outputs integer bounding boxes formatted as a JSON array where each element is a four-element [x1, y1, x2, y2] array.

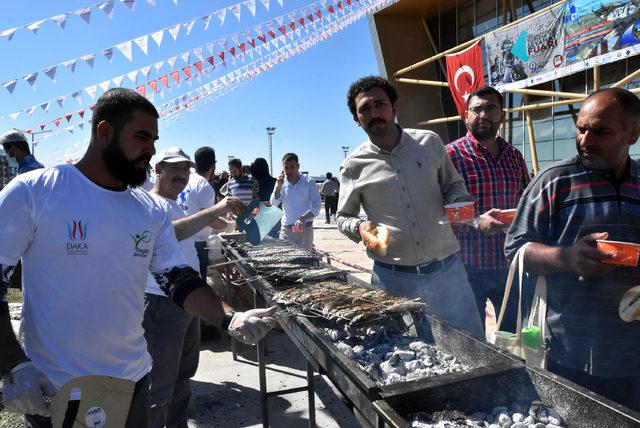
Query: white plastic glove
[[3, 362, 56, 416], [228, 306, 278, 344]]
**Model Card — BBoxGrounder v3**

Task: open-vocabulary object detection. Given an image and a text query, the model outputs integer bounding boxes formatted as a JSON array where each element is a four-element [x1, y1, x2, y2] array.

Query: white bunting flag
[[85, 85, 98, 100], [101, 47, 114, 62], [183, 19, 195, 36], [275, 0, 283, 6], [27, 105, 38, 116], [244, 0, 257, 17], [99, 80, 111, 92], [147, 0, 156, 5], [206, 43, 214, 54], [153, 60, 164, 72], [55, 96, 66, 107], [63, 59, 77, 73], [112, 74, 125, 87], [72, 90, 83, 105], [40, 101, 51, 112], [140, 65, 151, 78], [26, 19, 46, 34], [151, 30, 164, 47], [259, 0, 270, 11], [24, 72, 38, 89], [116, 41, 133, 61], [214, 9, 227, 25], [75, 7, 92, 24], [168, 24, 180, 41], [52, 14, 69, 29], [202, 14, 212, 31], [66, 126, 74, 134], [122, 0, 136, 11], [81, 53, 96, 68], [167, 56, 178, 68], [0, 28, 17, 41], [180, 51, 190, 64], [127, 70, 138, 84], [134, 35, 148, 55], [229, 4, 242, 21], [43, 66, 57, 82], [9, 112, 20, 120], [99, 1, 115, 18], [78, 122, 84, 130], [193, 47, 203, 60]]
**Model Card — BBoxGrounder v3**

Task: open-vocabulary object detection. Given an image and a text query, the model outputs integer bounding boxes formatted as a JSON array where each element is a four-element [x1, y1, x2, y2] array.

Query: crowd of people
[[0, 73, 639, 427]]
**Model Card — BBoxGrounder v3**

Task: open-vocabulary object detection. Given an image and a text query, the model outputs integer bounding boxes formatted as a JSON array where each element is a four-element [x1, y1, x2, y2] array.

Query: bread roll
[[361, 224, 390, 257], [619, 285, 640, 322]]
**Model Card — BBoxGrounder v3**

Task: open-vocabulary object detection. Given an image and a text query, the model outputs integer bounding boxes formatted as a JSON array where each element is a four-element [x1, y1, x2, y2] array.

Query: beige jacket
[[337, 127, 471, 266]]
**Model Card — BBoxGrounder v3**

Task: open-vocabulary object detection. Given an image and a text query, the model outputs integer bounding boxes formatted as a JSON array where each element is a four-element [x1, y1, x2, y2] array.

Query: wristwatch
[[221, 311, 236, 331]]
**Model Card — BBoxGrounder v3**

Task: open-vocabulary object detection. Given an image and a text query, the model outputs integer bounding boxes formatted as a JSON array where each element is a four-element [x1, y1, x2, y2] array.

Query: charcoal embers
[[411, 402, 565, 427]]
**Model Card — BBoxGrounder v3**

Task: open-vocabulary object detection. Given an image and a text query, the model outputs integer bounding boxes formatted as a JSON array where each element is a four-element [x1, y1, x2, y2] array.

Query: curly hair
[[347, 76, 398, 119]]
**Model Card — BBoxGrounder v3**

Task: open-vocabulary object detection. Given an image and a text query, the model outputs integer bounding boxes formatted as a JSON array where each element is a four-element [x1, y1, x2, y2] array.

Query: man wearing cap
[[1, 130, 44, 175], [337, 76, 483, 338], [144, 147, 240, 428], [0, 88, 277, 427]]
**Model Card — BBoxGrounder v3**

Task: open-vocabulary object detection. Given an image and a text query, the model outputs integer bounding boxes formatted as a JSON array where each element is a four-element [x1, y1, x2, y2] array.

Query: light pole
[[266, 126, 276, 175], [13, 128, 52, 156], [341, 146, 350, 158]]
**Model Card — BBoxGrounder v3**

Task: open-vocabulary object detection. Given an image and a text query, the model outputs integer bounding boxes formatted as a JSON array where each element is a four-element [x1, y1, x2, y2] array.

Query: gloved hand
[[228, 306, 278, 344], [3, 362, 56, 416]]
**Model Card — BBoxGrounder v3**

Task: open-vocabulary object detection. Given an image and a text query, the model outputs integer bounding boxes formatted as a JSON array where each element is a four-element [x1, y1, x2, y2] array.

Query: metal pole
[[13, 128, 51, 157], [341, 146, 349, 158], [266, 127, 276, 175]]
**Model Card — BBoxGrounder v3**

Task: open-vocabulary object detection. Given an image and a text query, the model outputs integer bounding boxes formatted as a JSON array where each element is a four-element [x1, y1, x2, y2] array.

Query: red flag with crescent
[[445, 41, 485, 116]]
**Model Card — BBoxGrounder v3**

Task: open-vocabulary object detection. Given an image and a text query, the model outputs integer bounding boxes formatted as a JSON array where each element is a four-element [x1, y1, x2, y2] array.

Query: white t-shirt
[[0, 165, 185, 391], [146, 193, 199, 296], [177, 173, 217, 242]]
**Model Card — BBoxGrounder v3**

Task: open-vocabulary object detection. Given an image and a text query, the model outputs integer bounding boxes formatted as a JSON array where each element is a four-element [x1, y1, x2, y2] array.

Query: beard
[[102, 133, 150, 187], [469, 120, 500, 141]]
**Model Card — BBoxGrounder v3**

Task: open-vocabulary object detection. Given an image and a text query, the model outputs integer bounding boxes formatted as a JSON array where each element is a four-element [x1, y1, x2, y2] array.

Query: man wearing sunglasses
[[446, 86, 531, 333]]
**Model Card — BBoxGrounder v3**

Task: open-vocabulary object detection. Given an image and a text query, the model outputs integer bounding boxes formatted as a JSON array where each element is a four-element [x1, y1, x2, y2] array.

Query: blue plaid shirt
[[17, 154, 44, 175]]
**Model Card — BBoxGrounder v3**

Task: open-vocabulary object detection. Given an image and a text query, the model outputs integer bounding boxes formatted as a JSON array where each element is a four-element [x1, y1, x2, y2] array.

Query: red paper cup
[[494, 209, 517, 225], [596, 240, 640, 267], [292, 225, 303, 234], [444, 201, 475, 223]]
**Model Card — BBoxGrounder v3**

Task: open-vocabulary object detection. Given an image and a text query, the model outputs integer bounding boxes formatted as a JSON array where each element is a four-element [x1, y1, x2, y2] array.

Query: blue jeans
[[143, 294, 200, 428], [371, 255, 484, 339]]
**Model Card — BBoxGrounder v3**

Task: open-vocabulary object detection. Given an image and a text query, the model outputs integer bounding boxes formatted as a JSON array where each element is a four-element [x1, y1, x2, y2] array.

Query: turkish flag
[[445, 41, 485, 116]]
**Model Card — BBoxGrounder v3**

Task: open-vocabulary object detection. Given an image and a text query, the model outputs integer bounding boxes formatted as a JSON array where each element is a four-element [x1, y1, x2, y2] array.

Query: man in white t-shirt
[[144, 147, 238, 428], [0, 88, 277, 427]]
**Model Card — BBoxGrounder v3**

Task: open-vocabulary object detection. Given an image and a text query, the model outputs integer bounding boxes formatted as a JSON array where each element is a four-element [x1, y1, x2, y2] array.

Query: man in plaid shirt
[[446, 86, 530, 332]]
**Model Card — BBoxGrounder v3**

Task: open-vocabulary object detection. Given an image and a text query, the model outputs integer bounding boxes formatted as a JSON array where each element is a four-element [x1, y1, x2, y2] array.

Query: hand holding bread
[[619, 285, 640, 322], [359, 221, 390, 257]]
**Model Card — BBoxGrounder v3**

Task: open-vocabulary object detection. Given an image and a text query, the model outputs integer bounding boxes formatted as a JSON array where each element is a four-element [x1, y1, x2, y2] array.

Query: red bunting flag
[[314, 9, 322, 19], [148, 80, 158, 93], [288, 21, 296, 31], [194, 61, 203, 73], [337, 1, 343, 9], [327, 5, 335, 13], [258, 34, 267, 44], [159, 75, 169, 88], [307, 14, 314, 22], [298, 17, 306, 27], [171, 70, 180, 84], [39, 123, 46, 130], [218, 51, 225, 62], [64, 113, 73, 122], [205, 56, 215, 66], [267, 30, 276, 38], [228, 47, 236, 57], [239, 43, 246, 54], [278, 26, 286, 36], [248, 38, 256, 48], [445, 41, 485, 116], [90, 105, 96, 111], [182, 66, 192, 78], [53, 118, 62, 127], [136, 85, 146, 97], [77, 109, 85, 118], [26, 129, 32, 134]]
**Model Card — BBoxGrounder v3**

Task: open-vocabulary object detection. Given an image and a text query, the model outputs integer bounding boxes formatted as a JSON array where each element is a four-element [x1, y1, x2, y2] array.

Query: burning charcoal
[[528, 402, 542, 418], [365, 364, 382, 381], [336, 342, 355, 359], [405, 359, 422, 372], [352, 344, 365, 356], [546, 409, 562, 426], [409, 341, 429, 352], [395, 349, 416, 361], [512, 413, 524, 423], [523, 415, 535, 425], [496, 412, 511, 426], [510, 423, 526, 428]]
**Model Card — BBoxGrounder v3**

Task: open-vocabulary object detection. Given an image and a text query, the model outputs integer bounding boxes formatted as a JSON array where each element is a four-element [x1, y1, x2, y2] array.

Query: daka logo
[[131, 230, 152, 258], [66, 220, 89, 255]]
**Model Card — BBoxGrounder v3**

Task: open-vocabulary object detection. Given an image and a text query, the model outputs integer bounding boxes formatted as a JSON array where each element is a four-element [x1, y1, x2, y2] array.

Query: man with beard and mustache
[[0, 88, 277, 427], [143, 147, 241, 428], [337, 76, 483, 338], [446, 86, 530, 333], [505, 88, 640, 411]]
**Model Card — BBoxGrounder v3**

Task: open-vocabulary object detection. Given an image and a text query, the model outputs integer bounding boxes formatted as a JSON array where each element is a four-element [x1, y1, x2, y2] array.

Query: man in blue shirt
[[1, 131, 44, 175]]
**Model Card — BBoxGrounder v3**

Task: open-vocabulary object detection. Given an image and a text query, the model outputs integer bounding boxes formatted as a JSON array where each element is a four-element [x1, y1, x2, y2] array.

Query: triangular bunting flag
[[146, 0, 156, 5], [202, 14, 212, 30], [217, 51, 225, 63], [0, 28, 17, 41], [78, 109, 85, 118], [159, 74, 169, 88], [183, 19, 195, 36], [151, 30, 164, 47], [127, 70, 138, 84], [43, 66, 57, 82], [65, 113, 73, 122], [63, 59, 77, 73], [136, 85, 146, 97], [168, 24, 180, 41], [275, 0, 283, 6], [75, 7, 92, 24], [278, 25, 286, 36], [193, 47, 203, 60], [258, 0, 270, 10], [99, 80, 110, 92], [99, 1, 115, 18], [66, 125, 74, 134], [134, 35, 149, 55], [81, 54, 96, 68], [26, 19, 46, 34], [214, 8, 226, 25], [72, 90, 83, 105], [52, 14, 69, 29], [55, 96, 66, 107], [101, 47, 114, 62], [153, 60, 164, 72], [112, 75, 125, 86], [244, 0, 257, 17], [8, 112, 20, 120], [239, 42, 246, 54], [206, 42, 214, 54], [78, 122, 84, 130], [170, 70, 180, 84], [182, 65, 192, 78], [257, 34, 267, 44], [24, 73, 38, 89], [180, 51, 190, 64], [85, 85, 98, 100], [140, 65, 151, 79], [40, 123, 46, 131], [122, 0, 135, 11], [40, 101, 50, 112], [27, 105, 38, 116], [205, 56, 214, 66], [149, 80, 159, 92], [194, 61, 203, 73], [53, 118, 62, 127], [228, 46, 236, 57], [116, 41, 133, 62], [167, 56, 177, 69]]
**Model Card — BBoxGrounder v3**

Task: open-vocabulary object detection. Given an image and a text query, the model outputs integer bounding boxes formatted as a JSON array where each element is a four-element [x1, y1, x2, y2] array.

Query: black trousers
[[324, 195, 337, 222], [25, 374, 151, 428]]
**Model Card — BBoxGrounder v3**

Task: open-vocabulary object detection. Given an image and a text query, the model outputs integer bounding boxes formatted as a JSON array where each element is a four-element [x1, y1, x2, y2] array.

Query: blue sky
[[0, 0, 382, 176]]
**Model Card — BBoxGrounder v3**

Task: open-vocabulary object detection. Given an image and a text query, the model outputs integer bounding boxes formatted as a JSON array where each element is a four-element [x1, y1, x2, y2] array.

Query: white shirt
[[178, 174, 217, 242], [270, 173, 321, 226], [146, 193, 199, 296], [0, 165, 185, 391]]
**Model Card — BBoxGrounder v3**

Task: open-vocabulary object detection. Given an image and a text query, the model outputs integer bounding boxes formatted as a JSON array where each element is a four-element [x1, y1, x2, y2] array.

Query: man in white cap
[[0, 89, 277, 427], [1, 130, 43, 175]]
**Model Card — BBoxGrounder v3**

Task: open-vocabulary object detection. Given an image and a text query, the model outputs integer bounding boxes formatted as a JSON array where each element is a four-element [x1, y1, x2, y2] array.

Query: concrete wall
[[368, 14, 450, 142]]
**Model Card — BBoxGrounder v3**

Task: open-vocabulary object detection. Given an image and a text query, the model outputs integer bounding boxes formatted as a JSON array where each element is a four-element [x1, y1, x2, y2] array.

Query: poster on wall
[[484, 4, 565, 90], [563, 0, 640, 75]]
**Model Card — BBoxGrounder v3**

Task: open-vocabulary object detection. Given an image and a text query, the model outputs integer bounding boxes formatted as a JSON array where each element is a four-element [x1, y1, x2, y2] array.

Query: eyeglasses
[[468, 105, 500, 115]]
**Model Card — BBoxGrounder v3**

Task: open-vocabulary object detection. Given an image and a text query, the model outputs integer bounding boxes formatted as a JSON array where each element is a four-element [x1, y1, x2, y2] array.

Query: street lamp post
[[266, 126, 276, 175], [13, 128, 52, 156], [341, 146, 350, 158]]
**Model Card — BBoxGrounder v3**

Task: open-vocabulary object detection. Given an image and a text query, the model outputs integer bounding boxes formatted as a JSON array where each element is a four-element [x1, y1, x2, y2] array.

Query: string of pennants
[[30, 0, 386, 157], [4, 0, 360, 126], [1, 0, 291, 95]]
